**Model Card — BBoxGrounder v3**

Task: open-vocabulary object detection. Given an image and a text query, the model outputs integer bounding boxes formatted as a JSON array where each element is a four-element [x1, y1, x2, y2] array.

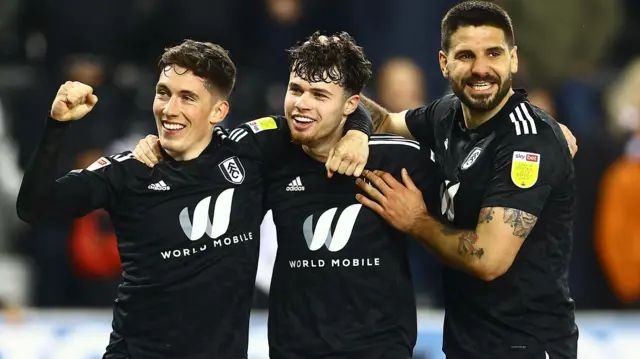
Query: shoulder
[[406, 94, 458, 122], [85, 151, 138, 172], [496, 101, 573, 179], [434, 93, 459, 113], [500, 101, 559, 140], [236, 116, 287, 136], [222, 116, 290, 160], [369, 134, 435, 166], [71, 150, 145, 180], [499, 101, 569, 153], [369, 133, 421, 151], [227, 116, 289, 145]]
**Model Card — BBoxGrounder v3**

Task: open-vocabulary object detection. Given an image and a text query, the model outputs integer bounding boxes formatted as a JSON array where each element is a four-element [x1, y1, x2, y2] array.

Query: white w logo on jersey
[[179, 188, 234, 241], [302, 204, 362, 252], [441, 180, 460, 221]]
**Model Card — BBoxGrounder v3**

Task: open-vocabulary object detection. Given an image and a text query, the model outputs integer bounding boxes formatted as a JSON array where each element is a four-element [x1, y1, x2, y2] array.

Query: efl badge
[[219, 156, 246, 184], [247, 117, 277, 133], [86, 157, 111, 171], [461, 147, 482, 170], [511, 151, 540, 189]]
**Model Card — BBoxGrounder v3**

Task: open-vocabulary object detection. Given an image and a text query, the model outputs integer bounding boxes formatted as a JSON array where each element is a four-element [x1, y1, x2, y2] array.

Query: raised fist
[[50, 81, 99, 122]]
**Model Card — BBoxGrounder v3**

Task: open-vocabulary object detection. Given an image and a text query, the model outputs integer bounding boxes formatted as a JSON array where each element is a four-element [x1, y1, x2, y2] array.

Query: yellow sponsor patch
[[247, 117, 277, 133], [510, 151, 540, 189]]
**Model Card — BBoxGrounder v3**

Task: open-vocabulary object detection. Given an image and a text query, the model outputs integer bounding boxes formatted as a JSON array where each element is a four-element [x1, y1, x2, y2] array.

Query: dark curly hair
[[287, 31, 372, 96], [441, 1, 515, 53], [158, 39, 236, 99]]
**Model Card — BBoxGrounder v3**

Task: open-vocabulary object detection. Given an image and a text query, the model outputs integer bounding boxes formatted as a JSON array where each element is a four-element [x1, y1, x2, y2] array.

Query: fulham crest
[[461, 147, 482, 170], [219, 156, 245, 184]]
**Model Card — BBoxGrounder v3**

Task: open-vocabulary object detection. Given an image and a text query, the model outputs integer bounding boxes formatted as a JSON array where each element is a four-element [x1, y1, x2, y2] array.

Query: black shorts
[[446, 331, 578, 359], [543, 331, 578, 359], [270, 347, 411, 359]]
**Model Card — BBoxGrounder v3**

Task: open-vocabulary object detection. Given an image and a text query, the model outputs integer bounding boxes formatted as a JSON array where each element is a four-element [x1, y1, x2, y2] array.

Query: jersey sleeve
[[16, 118, 127, 223], [370, 136, 441, 214], [481, 128, 568, 217], [404, 98, 443, 151], [230, 116, 291, 166], [343, 103, 373, 136]]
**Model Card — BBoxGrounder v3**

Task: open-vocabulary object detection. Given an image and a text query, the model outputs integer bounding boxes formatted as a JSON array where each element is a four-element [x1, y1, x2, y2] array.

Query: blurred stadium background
[[0, 0, 639, 358]]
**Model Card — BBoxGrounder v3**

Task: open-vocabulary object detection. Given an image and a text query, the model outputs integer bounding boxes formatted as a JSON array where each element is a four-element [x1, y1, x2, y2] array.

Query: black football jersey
[[238, 116, 440, 359], [406, 90, 578, 358], [17, 118, 265, 359]]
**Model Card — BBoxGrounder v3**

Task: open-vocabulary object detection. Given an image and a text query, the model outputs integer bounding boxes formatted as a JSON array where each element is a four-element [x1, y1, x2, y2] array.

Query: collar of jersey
[[159, 132, 222, 163], [455, 88, 529, 136]]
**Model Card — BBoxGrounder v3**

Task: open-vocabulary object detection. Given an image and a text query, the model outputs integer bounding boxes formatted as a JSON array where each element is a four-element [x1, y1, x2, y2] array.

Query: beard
[[450, 72, 512, 111], [289, 130, 313, 145]]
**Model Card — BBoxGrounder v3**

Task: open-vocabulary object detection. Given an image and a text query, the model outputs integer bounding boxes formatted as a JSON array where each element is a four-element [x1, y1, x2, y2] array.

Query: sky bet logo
[[514, 152, 539, 162]]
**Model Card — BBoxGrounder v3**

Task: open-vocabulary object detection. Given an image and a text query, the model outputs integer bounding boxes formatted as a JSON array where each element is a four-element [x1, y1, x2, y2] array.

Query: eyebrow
[[453, 49, 474, 57], [486, 47, 504, 53], [454, 46, 505, 55], [288, 80, 333, 96], [288, 82, 303, 90], [156, 84, 199, 99], [310, 88, 332, 96]]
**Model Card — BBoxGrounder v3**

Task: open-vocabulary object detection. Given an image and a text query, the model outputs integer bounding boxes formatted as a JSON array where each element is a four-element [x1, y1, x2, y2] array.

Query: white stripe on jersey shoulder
[[509, 102, 538, 136], [228, 128, 249, 142], [371, 134, 416, 140], [213, 126, 228, 140], [370, 134, 420, 145], [369, 134, 420, 150], [110, 152, 135, 163]]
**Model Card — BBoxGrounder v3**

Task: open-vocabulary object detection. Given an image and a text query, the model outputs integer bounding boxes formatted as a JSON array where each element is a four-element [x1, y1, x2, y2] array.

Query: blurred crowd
[[0, 0, 639, 312]]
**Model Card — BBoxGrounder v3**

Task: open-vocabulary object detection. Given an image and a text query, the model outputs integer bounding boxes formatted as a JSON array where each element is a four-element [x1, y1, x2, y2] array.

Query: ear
[[343, 93, 360, 116], [209, 100, 230, 125], [438, 50, 449, 79], [510, 45, 519, 74]]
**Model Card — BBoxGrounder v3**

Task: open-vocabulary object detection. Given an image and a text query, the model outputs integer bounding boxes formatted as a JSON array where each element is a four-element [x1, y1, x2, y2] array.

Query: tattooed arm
[[409, 207, 537, 281], [359, 95, 416, 139]]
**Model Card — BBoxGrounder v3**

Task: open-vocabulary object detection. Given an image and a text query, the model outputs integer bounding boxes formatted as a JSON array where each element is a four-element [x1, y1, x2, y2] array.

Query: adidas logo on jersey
[[286, 176, 305, 191], [148, 180, 170, 191]]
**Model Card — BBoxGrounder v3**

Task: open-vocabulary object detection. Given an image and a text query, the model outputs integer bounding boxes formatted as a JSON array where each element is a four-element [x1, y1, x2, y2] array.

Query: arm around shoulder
[[359, 95, 414, 139]]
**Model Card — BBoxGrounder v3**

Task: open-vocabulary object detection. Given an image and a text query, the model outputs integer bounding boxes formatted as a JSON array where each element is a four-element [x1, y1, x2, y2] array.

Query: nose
[[163, 96, 179, 118], [294, 92, 312, 111], [471, 55, 492, 78]]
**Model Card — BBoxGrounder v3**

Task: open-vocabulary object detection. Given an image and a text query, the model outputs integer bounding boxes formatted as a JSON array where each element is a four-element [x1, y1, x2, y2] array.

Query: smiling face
[[283, 71, 359, 147], [282, 31, 371, 152], [152, 65, 227, 160], [439, 25, 518, 111]]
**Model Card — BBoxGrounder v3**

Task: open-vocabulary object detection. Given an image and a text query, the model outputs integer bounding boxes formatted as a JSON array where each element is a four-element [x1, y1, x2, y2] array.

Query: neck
[[166, 134, 213, 161], [302, 122, 345, 162], [462, 88, 514, 129]]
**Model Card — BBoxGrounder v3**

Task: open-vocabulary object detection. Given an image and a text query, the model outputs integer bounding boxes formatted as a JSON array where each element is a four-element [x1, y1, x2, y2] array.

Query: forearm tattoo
[[440, 225, 485, 259], [456, 231, 485, 259], [360, 95, 390, 132]]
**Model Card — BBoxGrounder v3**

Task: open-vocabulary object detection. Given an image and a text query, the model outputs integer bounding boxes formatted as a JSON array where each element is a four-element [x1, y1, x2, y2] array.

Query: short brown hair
[[158, 39, 236, 99], [441, 1, 515, 53], [287, 31, 372, 96]]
